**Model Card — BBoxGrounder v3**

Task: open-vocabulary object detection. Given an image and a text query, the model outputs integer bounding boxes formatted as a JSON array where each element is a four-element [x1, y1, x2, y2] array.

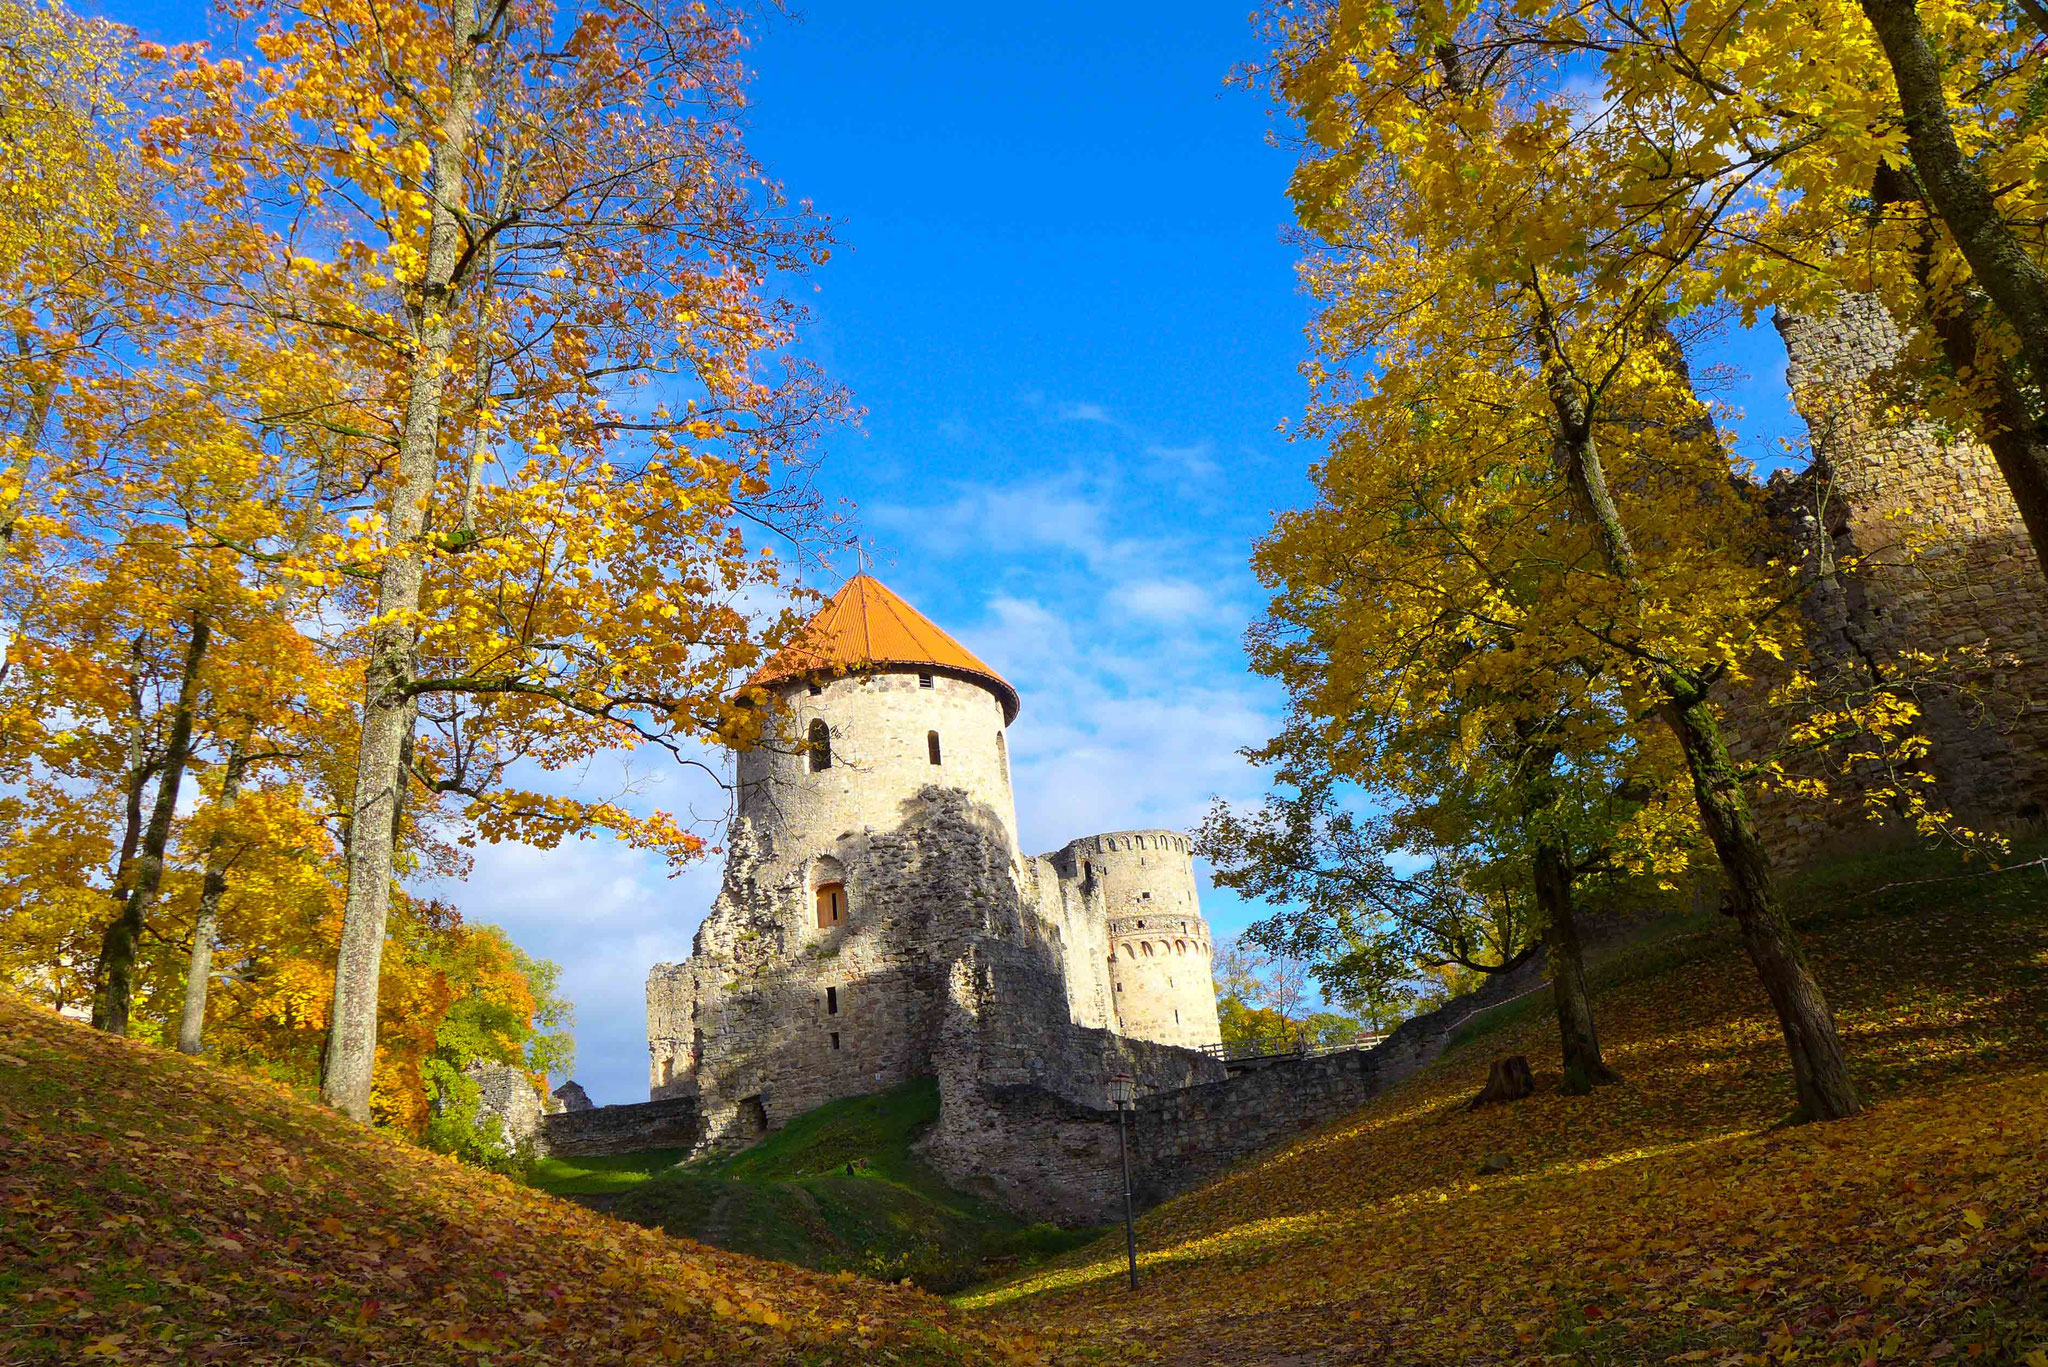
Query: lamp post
[[1108, 1071, 1137, 1291]]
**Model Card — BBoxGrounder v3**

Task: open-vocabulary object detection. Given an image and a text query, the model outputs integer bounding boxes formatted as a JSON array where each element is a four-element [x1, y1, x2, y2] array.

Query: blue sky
[[101, 1, 1804, 1103]]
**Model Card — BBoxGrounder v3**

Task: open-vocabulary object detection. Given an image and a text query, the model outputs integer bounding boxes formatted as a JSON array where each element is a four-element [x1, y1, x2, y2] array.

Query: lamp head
[[1108, 1072, 1136, 1107]]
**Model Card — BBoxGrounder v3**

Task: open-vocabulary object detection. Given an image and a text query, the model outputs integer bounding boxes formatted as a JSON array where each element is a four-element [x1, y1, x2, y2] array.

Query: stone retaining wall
[[539, 1097, 701, 1159], [928, 945, 1556, 1225]]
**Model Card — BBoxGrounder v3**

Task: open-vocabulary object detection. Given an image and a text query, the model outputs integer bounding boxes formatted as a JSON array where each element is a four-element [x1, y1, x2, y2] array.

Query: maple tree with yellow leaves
[[0, 0, 842, 1131], [148, 0, 845, 1123]]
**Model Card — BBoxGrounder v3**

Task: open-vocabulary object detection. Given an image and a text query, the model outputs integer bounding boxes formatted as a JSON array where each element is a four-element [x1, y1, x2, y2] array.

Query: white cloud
[[872, 470, 1282, 862], [1116, 579, 1214, 625], [438, 834, 726, 1106], [1144, 440, 1219, 478], [1057, 401, 1115, 424]]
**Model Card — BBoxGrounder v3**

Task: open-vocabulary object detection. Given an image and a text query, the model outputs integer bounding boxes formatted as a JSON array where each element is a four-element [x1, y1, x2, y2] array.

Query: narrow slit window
[[918, 671, 934, 688], [815, 882, 845, 929], [830, 1031, 841, 1051], [927, 731, 942, 765], [826, 986, 839, 1015], [808, 718, 831, 772]]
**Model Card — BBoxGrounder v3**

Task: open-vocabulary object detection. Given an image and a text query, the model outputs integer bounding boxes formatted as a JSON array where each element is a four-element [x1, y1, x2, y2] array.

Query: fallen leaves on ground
[[964, 893, 2048, 1365], [0, 993, 1042, 1365]]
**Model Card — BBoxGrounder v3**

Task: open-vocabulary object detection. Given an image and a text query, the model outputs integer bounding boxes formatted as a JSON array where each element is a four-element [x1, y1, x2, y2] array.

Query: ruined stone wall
[[917, 924, 1228, 1222], [1022, 851, 1115, 1031], [1728, 297, 2048, 863], [648, 785, 1020, 1150], [540, 1097, 700, 1159], [926, 947, 1557, 1226], [467, 1063, 549, 1151]]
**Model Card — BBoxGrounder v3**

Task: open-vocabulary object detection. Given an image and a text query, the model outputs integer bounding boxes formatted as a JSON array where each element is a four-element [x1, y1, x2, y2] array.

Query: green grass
[[532, 1079, 1099, 1293], [529, 1147, 691, 1195]]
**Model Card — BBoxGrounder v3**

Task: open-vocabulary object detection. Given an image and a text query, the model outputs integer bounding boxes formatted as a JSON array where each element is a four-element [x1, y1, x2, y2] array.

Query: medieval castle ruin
[[488, 293, 2044, 1224], [643, 575, 1226, 1176]]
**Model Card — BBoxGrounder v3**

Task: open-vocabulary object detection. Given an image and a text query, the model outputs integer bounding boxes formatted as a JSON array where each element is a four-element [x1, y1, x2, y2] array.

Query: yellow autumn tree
[[1245, 5, 2003, 1120], [149, 0, 843, 1120], [1269, 0, 2048, 573]]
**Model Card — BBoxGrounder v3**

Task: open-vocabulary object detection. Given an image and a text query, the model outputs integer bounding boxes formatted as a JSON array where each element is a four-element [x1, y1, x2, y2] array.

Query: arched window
[[808, 718, 831, 772], [927, 731, 942, 765], [996, 731, 1007, 771], [815, 881, 846, 929]]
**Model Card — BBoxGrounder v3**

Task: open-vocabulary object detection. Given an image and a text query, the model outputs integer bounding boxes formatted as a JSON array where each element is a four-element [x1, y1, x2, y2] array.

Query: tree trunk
[[320, 56, 482, 1124], [1542, 358, 1861, 1121], [1468, 1054, 1535, 1108], [93, 614, 211, 1035], [1658, 687, 1863, 1120], [1861, 0, 2048, 576], [177, 731, 246, 1056], [1534, 840, 1617, 1094]]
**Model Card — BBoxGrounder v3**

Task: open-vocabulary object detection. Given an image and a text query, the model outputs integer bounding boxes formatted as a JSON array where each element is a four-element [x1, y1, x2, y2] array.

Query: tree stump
[[1467, 1055, 1535, 1109]]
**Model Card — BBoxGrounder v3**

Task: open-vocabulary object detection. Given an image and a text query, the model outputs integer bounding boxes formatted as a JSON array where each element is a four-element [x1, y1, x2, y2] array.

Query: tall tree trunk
[[177, 730, 247, 1056], [1657, 685, 1862, 1120], [1534, 840, 1616, 1094], [320, 53, 482, 1123], [112, 643, 154, 894], [93, 614, 211, 1035], [1542, 359, 1862, 1121], [1861, 0, 2048, 576]]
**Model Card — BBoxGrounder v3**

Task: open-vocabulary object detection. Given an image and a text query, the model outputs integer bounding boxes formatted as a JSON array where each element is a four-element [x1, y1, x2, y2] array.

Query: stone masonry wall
[[540, 1097, 700, 1159], [648, 784, 1222, 1160], [931, 944, 1557, 1225], [1080, 831, 1222, 1050], [1725, 297, 2048, 864], [737, 670, 1020, 867], [467, 1064, 549, 1151]]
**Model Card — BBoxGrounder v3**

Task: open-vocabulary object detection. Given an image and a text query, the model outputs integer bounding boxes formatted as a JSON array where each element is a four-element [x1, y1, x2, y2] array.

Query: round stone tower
[[1078, 829, 1221, 1050], [649, 575, 1225, 1146], [733, 574, 1023, 868]]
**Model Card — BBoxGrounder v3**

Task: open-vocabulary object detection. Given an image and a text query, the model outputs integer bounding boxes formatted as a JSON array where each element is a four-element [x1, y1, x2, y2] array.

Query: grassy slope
[[544, 1080, 1094, 1292], [963, 845, 2048, 1365], [0, 1000, 1040, 1367]]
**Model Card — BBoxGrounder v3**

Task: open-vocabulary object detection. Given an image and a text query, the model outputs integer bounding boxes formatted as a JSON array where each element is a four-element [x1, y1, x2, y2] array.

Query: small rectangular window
[[830, 1031, 841, 1051], [826, 986, 838, 1015], [918, 672, 933, 688], [809, 682, 822, 696], [927, 731, 942, 765]]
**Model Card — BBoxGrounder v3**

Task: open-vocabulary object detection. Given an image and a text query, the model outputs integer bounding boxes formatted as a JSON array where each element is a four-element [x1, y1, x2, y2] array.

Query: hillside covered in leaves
[[0, 993, 1039, 1366], [965, 850, 2048, 1365]]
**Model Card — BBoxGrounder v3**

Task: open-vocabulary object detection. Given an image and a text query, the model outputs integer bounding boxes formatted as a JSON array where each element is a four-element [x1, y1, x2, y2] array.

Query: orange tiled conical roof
[[745, 574, 1020, 722]]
